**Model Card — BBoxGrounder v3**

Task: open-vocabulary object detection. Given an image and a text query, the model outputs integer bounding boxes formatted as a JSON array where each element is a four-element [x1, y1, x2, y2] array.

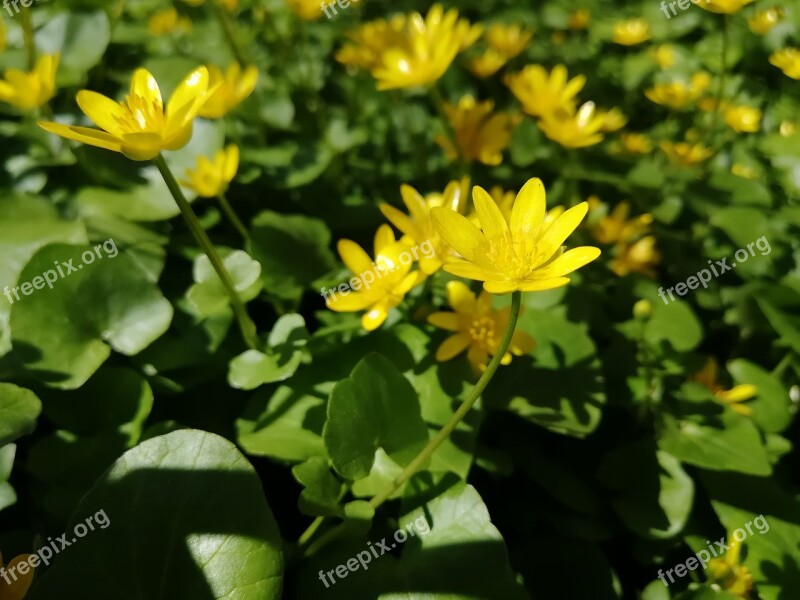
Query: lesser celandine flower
[[436, 97, 519, 165], [591, 201, 653, 245], [612, 19, 651, 46], [335, 16, 407, 70], [538, 102, 605, 149], [379, 180, 468, 274], [748, 8, 783, 34], [337, 5, 481, 90], [645, 73, 710, 109], [0, 54, 59, 111], [284, 0, 324, 21], [619, 132, 653, 154], [504, 64, 585, 118], [467, 50, 509, 78], [660, 140, 713, 166], [428, 281, 535, 374], [199, 64, 259, 118], [148, 7, 192, 35], [699, 0, 755, 14], [468, 187, 565, 230], [326, 225, 424, 330], [692, 358, 757, 416], [650, 44, 676, 69], [568, 9, 590, 30], [430, 178, 600, 294], [598, 107, 627, 133], [39, 67, 215, 161], [485, 23, 533, 58], [708, 536, 754, 597], [769, 48, 800, 79], [610, 236, 660, 277], [724, 105, 762, 133], [181, 145, 239, 197]]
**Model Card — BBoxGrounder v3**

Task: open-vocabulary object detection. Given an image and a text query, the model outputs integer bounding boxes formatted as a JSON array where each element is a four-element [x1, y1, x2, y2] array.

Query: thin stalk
[[298, 292, 523, 557], [21, 6, 36, 70], [154, 154, 259, 350], [212, 2, 247, 66], [429, 85, 465, 170], [217, 192, 249, 240], [705, 15, 729, 141]]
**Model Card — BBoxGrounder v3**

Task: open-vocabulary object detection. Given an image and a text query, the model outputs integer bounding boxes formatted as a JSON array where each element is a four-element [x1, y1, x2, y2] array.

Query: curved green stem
[[298, 291, 523, 557], [21, 6, 36, 70], [154, 154, 259, 350], [212, 2, 247, 66], [705, 15, 729, 142], [217, 192, 249, 241]]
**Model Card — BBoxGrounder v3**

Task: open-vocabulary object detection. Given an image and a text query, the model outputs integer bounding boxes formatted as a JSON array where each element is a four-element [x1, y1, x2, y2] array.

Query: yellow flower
[[619, 132, 653, 154], [467, 186, 564, 228], [181, 144, 239, 197], [650, 44, 676, 69], [612, 19, 651, 46], [780, 121, 796, 137], [610, 236, 660, 278], [692, 358, 757, 416], [337, 5, 481, 90], [285, 0, 324, 21], [0, 553, 36, 600], [198, 64, 259, 118], [645, 73, 710, 109], [148, 7, 191, 35], [598, 107, 627, 133], [699, 0, 755, 14], [748, 8, 783, 34], [538, 101, 605, 149], [379, 180, 468, 275], [39, 66, 215, 161], [591, 201, 653, 245], [769, 48, 800, 79], [430, 178, 600, 294], [467, 50, 509, 78], [0, 54, 59, 111], [326, 225, 423, 331], [505, 64, 586, 118], [428, 281, 535, 374], [485, 23, 533, 58], [436, 97, 519, 165], [731, 163, 757, 179], [724, 105, 762, 133], [568, 9, 590, 30], [708, 535, 755, 598], [660, 140, 713, 166]]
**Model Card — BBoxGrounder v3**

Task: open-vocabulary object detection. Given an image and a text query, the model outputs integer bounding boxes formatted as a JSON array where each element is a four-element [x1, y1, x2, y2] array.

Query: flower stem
[[298, 291, 523, 557], [154, 154, 259, 350], [429, 85, 465, 169], [705, 15, 729, 141], [217, 192, 249, 241], [21, 6, 36, 70], [212, 2, 247, 66]]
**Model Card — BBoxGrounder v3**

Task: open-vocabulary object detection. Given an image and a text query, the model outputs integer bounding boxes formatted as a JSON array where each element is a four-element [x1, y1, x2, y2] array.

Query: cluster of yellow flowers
[[588, 198, 660, 278], [467, 23, 533, 78]]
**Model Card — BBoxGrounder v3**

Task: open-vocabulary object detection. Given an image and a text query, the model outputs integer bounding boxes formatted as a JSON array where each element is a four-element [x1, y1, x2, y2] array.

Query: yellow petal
[[361, 303, 389, 331], [510, 178, 546, 243], [326, 290, 374, 311], [130, 69, 163, 112], [430, 207, 488, 262], [166, 66, 209, 124], [3, 554, 36, 600], [76, 90, 126, 136], [436, 333, 472, 361], [379, 203, 418, 239], [400, 184, 431, 224], [223, 144, 239, 181], [511, 331, 536, 355], [466, 343, 489, 374], [374, 223, 398, 254], [535, 202, 589, 265], [718, 384, 757, 403], [729, 403, 753, 416], [473, 185, 510, 245], [237, 65, 260, 101], [38, 122, 122, 153], [483, 280, 520, 294], [120, 132, 164, 161], [445, 280, 476, 314], [337, 239, 373, 276], [533, 246, 601, 279], [518, 277, 571, 292], [428, 311, 461, 331]]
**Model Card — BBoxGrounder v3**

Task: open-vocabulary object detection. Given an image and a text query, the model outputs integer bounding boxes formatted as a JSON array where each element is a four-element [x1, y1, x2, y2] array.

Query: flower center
[[115, 93, 166, 134], [469, 316, 497, 349]]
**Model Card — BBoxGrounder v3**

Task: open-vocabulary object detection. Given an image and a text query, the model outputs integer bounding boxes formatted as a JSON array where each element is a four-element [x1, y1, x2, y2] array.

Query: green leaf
[[323, 353, 428, 481], [644, 300, 703, 352], [727, 359, 794, 433], [248, 211, 336, 301], [0, 444, 16, 512], [29, 430, 284, 600], [36, 11, 110, 86], [187, 250, 262, 317], [10, 244, 173, 389], [0, 383, 42, 446], [292, 457, 344, 517], [657, 412, 771, 476]]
